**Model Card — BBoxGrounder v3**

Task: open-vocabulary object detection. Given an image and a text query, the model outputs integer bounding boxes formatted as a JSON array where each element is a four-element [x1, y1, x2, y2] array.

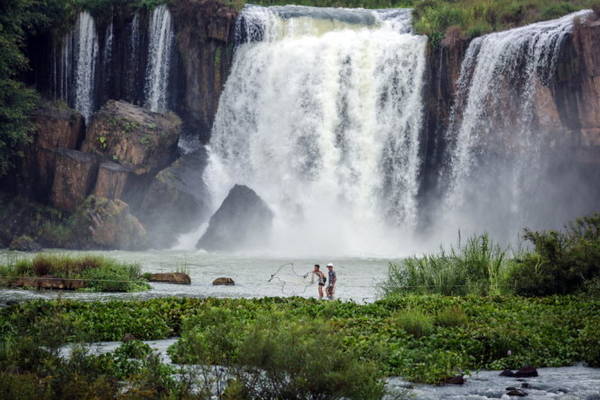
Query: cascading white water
[[442, 10, 591, 237], [205, 5, 427, 255], [145, 5, 174, 112], [74, 11, 99, 122], [103, 22, 114, 71]]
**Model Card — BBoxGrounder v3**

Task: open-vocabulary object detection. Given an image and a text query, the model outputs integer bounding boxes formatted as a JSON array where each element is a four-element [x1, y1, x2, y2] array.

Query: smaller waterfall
[[53, 31, 74, 103], [442, 10, 592, 237], [145, 5, 174, 112], [103, 22, 114, 71], [74, 11, 99, 122]]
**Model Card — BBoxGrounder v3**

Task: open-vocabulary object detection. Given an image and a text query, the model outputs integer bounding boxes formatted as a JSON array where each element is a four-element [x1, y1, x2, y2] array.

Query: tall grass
[[0, 254, 149, 292], [381, 234, 510, 296]]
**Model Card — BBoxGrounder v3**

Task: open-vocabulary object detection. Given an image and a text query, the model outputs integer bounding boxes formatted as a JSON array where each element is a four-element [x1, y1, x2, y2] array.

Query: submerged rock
[[212, 277, 235, 286], [148, 273, 191, 285], [197, 185, 273, 251], [9, 235, 42, 252], [506, 388, 528, 397], [515, 366, 539, 378], [140, 147, 211, 248]]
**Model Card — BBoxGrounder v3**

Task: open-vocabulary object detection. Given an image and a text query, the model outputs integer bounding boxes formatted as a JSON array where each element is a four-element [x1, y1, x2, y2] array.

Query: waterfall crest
[[145, 5, 174, 112], [206, 5, 427, 255]]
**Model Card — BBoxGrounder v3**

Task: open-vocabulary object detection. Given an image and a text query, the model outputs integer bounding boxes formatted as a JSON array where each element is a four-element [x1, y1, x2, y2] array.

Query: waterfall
[[442, 11, 591, 237], [205, 5, 427, 255], [145, 5, 174, 112], [53, 31, 74, 103], [74, 11, 99, 122], [103, 22, 114, 71]]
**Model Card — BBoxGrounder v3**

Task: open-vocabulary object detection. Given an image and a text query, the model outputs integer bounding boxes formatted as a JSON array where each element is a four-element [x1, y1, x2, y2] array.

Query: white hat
[[327, 263, 334, 267]]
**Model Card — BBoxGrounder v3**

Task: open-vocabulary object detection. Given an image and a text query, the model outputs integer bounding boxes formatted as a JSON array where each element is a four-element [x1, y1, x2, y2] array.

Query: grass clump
[[434, 306, 469, 327], [393, 309, 434, 337], [381, 234, 509, 296], [0, 253, 150, 292]]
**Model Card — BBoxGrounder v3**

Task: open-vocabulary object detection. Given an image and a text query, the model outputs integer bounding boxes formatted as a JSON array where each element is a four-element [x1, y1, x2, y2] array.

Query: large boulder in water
[[197, 185, 273, 251], [140, 147, 211, 248]]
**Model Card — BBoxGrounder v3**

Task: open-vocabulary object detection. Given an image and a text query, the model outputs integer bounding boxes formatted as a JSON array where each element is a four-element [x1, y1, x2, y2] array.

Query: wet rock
[[71, 196, 147, 250], [500, 369, 516, 377], [82, 100, 181, 176], [443, 375, 465, 385], [140, 147, 211, 248], [171, 0, 238, 142], [50, 149, 99, 212], [33, 101, 86, 151], [9, 276, 86, 290], [148, 273, 191, 285], [197, 185, 273, 251], [586, 394, 600, 400], [93, 161, 132, 200], [515, 366, 538, 378], [212, 277, 235, 286], [122, 333, 136, 342], [9, 235, 42, 252], [521, 383, 530, 389], [506, 389, 528, 397]]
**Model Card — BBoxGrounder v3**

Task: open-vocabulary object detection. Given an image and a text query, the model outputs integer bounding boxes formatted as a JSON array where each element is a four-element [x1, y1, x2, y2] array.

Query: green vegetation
[[412, 0, 600, 45], [0, 253, 150, 292], [507, 213, 600, 296], [383, 213, 600, 297], [382, 234, 509, 296], [1, 295, 598, 388]]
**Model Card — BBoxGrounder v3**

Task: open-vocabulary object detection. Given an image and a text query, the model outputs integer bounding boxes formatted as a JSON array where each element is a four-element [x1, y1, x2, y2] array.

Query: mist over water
[[434, 10, 596, 243], [206, 5, 427, 257], [202, 7, 598, 256]]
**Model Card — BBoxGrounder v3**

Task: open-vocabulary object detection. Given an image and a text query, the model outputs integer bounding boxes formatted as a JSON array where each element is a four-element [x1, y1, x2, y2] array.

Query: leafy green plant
[[382, 234, 509, 296]]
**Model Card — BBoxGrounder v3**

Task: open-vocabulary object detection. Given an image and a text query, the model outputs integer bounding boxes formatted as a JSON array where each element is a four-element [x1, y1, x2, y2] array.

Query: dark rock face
[[82, 100, 181, 176], [8, 102, 85, 201], [93, 161, 132, 200], [148, 272, 191, 284], [197, 185, 273, 251], [50, 149, 99, 212], [171, 0, 238, 143], [140, 147, 211, 248]]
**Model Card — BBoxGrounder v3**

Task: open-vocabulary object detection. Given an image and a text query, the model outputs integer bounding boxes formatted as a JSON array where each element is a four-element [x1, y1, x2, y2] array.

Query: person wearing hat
[[326, 263, 337, 300]]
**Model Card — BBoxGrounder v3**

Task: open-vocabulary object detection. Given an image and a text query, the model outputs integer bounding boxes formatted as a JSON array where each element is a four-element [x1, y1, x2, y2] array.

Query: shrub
[[393, 309, 434, 337], [507, 214, 600, 296], [235, 318, 385, 400]]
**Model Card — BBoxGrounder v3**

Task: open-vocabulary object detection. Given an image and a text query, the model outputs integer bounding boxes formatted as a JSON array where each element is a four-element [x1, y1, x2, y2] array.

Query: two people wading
[[310, 263, 337, 300]]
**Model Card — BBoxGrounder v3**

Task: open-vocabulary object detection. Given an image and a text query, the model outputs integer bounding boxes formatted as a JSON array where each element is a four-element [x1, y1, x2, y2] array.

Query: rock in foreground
[[212, 277, 235, 285], [197, 185, 273, 251], [148, 273, 191, 285]]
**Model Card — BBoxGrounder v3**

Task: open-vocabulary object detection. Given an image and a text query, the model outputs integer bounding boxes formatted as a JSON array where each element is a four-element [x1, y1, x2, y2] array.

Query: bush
[[507, 214, 600, 296], [381, 234, 509, 296]]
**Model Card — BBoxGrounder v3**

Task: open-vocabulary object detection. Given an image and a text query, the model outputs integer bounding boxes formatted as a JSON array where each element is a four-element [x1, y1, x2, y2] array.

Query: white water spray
[[205, 5, 427, 256], [145, 5, 174, 112], [74, 11, 99, 122], [442, 10, 591, 237]]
